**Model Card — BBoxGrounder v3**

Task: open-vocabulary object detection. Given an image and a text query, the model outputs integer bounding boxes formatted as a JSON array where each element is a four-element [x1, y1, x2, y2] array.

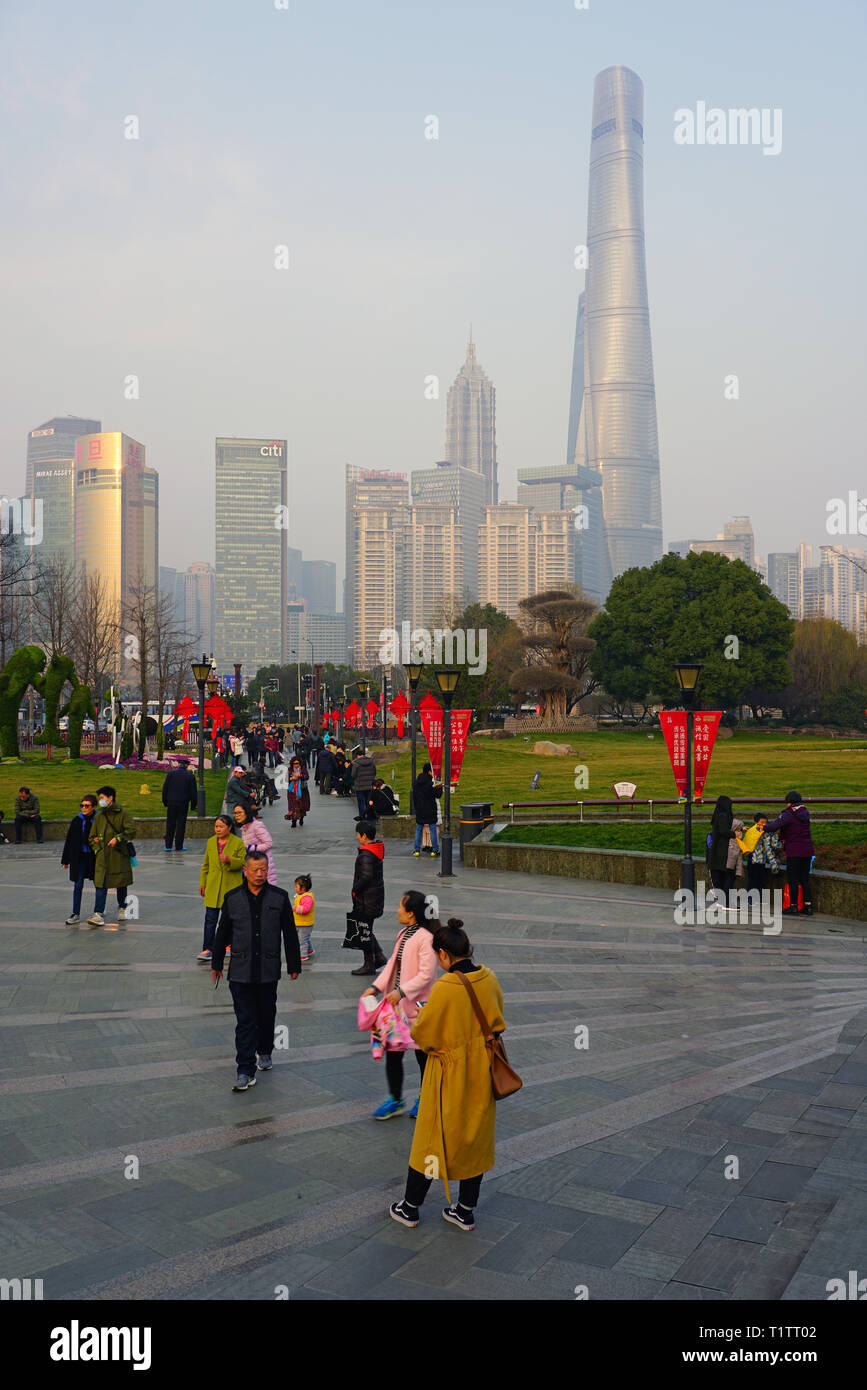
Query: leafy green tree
[[588, 553, 793, 708]]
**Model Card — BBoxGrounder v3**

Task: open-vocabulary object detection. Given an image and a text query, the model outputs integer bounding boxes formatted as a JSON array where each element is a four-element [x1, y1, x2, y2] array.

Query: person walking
[[361, 890, 438, 1120], [389, 920, 506, 1232], [88, 785, 135, 927], [349, 819, 388, 976], [293, 874, 315, 961], [212, 851, 301, 1091], [14, 786, 43, 844], [768, 791, 816, 916], [317, 742, 336, 796], [198, 814, 247, 960], [229, 731, 245, 768], [707, 794, 736, 910], [284, 756, 310, 827], [412, 764, 442, 858], [351, 749, 377, 818], [233, 804, 277, 883], [61, 794, 97, 924], [161, 756, 198, 852]]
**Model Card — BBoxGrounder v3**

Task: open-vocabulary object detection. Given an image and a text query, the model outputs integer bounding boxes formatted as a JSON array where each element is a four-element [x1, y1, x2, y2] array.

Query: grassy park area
[[0, 750, 228, 820]]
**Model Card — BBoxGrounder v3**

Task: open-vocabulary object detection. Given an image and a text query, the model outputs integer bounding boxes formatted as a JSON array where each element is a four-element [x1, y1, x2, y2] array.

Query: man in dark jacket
[[14, 786, 43, 844], [317, 743, 337, 795], [225, 766, 256, 821], [161, 757, 198, 851], [412, 763, 443, 857], [367, 778, 398, 819], [212, 852, 301, 1090], [61, 794, 97, 924], [768, 791, 816, 916], [351, 750, 378, 817], [350, 820, 388, 977]]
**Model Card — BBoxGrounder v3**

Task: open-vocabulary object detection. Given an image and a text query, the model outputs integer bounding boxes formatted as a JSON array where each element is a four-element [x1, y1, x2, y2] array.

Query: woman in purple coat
[[768, 791, 815, 916], [232, 804, 277, 884], [284, 756, 310, 828]]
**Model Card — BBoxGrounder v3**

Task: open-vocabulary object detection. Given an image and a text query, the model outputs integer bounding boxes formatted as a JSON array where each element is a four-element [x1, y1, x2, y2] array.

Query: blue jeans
[[356, 791, 368, 818], [94, 885, 127, 914], [414, 822, 439, 852], [72, 867, 92, 916], [203, 905, 220, 951], [297, 925, 313, 956]]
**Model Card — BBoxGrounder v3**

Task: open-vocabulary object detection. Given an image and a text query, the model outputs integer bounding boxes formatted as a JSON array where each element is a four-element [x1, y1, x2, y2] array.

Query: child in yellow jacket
[[293, 874, 315, 961]]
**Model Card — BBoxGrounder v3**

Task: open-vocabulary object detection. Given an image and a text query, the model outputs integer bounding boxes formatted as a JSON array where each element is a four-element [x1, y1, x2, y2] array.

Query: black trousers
[[786, 855, 812, 909], [385, 1048, 427, 1100], [229, 980, 278, 1074], [711, 868, 735, 905], [405, 1167, 483, 1211], [164, 804, 189, 849], [15, 815, 43, 843], [746, 862, 767, 894]]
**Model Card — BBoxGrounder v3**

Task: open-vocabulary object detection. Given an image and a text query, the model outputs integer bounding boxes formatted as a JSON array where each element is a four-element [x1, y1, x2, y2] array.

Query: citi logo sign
[[260, 442, 284, 456]]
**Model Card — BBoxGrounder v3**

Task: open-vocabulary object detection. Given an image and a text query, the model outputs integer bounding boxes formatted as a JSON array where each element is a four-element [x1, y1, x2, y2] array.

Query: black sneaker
[[389, 1200, 420, 1228], [442, 1204, 475, 1231], [256, 1055, 273, 1071], [232, 1072, 257, 1091]]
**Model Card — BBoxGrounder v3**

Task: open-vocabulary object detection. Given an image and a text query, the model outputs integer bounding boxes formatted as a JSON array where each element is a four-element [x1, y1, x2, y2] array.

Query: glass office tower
[[74, 432, 147, 607], [214, 438, 287, 673], [26, 416, 101, 567], [573, 67, 663, 587]]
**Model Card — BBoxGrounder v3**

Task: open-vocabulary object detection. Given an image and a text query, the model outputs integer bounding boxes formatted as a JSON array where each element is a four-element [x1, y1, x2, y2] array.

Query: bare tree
[[67, 571, 120, 696], [152, 592, 196, 742], [121, 575, 158, 754], [31, 554, 78, 658], [0, 530, 34, 667]]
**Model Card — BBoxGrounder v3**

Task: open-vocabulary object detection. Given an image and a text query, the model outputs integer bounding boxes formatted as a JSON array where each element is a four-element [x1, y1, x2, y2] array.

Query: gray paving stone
[[476, 1223, 573, 1276], [676, 1235, 765, 1293], [302, 1240, 417, 1295], [556, 1215, 647, 1268], [710, 1195, 787, 1244], [743, 1162, 816, 1202]]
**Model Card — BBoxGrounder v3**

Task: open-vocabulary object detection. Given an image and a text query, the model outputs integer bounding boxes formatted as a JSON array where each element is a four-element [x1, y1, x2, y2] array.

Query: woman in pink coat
[[362, 889, 438, 1120], [232, 804, 277, 885]]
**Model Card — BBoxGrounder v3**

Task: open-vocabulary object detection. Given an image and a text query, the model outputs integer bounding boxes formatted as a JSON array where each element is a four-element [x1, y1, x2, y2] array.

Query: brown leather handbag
[[456, 971, 522, 1100]]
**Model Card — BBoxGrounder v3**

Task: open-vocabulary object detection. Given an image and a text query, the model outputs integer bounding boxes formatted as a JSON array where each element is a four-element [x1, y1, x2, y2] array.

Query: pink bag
[[357, 996, 412, 1056]]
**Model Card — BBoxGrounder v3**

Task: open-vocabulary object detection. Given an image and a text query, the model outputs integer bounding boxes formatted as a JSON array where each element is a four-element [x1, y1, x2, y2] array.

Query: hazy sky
[[2, 0, 864, 591]]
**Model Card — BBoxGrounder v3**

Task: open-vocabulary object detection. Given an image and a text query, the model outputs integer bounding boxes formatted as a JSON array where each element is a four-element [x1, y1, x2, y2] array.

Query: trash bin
[[459, 802, 493, 861]]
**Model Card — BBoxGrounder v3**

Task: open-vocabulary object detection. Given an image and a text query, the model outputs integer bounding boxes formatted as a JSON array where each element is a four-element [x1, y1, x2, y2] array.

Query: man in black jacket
[[412, 763, 442, 857], [212, 852, 301, 1091], [350, 820, 388, 977], [161, 757, 198, 851]]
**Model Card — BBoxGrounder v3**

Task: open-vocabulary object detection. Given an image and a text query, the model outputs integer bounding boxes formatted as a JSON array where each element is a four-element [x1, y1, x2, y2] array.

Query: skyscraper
[[404, 504, 464, 629], [302, 560, 336, 615], [444, 333, 497, 505], [478, 504, 536, 619], [74, 432, 150, 609], [26, 416, 101, 567], [214, 437, 287, 674], [185, 562, 215, 653], [411, 461, 485, 601], [345, 466, 410, 663], [572, 67, 662, 587], [516, 463, 607, 603]]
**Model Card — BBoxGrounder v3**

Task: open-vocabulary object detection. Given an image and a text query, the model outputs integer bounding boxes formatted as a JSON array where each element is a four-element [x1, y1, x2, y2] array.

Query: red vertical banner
[[659, 711, 689, 796], [448, 710, 473, 785], [693, 712, 722, 800], [419, 702, 444, 781]]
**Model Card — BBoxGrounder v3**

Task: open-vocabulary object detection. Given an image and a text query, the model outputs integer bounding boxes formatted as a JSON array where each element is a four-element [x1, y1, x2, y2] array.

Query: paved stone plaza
[[1, 791, 866, 1301]]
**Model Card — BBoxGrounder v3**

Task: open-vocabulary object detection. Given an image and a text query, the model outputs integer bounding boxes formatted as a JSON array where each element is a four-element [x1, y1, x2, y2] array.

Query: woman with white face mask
[[88, 785, 136, 927]]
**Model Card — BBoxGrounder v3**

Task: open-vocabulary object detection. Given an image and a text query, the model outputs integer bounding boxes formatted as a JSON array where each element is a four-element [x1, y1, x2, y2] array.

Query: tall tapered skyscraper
[[444, 332, 497, 505], [573, 67, 662, 589]]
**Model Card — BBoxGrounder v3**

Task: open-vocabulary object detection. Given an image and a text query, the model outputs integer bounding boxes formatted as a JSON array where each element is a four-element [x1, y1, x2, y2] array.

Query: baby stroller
[[246, 764, 278, 807]]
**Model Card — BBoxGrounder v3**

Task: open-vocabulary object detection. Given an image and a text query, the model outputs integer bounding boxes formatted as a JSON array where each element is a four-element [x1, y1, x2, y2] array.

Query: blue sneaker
[[409, 1097, 420, 1119], [373, 1097, 405, 1121]]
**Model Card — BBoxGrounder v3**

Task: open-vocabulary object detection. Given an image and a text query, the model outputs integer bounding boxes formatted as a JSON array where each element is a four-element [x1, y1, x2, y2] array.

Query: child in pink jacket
[[361, 889, 438, 1121]]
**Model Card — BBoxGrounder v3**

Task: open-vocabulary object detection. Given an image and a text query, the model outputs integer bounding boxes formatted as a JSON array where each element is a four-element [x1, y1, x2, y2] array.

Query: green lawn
[[377, 728, 867, 813], [0, 752, 228, 820]]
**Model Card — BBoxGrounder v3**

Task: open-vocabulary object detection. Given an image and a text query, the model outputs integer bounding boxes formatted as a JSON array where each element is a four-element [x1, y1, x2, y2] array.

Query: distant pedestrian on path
[[362, 890, 438, 1120], [351, 748, 377, 818], [389, 920, 506, 1233], [88, 785, 135, 927], [14, 786, 43, 844], [284, 756, 310, 827], [161, 756, 198, 852], [768, 791, 816, 916], [61, 793, 97, 924], [707, 794, 736, 910], [198, 814, 246, 960], [349, 820, 388, 977], [212, 851, 301, 1091], [233, 803, 277, 883], [412, 764, 442, 858]]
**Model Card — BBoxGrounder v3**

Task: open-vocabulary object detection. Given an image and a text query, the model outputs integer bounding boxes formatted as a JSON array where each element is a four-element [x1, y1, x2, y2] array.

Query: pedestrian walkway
[[0, 786, 866, 1300]]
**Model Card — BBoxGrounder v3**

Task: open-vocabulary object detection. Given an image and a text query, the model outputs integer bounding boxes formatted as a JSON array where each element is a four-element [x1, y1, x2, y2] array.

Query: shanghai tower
[[572, 66, 662, 587]]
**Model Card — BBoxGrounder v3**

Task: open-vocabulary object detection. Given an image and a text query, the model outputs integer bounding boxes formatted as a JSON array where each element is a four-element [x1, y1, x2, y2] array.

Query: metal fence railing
[[501, 797, 867, 825]]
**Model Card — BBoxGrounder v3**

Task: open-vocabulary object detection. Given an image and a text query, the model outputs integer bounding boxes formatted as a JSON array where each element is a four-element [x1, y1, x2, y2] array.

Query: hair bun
[[447, 917, 464, 930]]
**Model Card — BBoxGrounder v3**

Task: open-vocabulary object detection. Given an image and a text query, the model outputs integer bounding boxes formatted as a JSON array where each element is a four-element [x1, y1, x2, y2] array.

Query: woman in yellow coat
[[198, 815, 246, 961], [390, 919, 506, 1233]]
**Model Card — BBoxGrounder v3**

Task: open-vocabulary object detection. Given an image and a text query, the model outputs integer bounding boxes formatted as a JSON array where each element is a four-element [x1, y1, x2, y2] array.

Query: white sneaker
[[86, 913, 105, 927], [65, 914, 80, 925], [117, 907, 126, 924]]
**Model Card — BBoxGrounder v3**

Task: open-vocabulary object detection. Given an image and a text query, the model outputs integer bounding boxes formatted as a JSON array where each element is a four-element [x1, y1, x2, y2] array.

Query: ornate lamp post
[[434, 667, 460, 879], [404, 662, 423, 816], [191, 655, 212, 818], [674, 659, 703, 893], [337, 695, 345, 745], [356, 677, 369, 754]]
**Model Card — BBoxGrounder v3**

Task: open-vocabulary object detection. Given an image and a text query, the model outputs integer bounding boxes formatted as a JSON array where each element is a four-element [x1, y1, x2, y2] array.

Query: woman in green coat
[[198, 814, 246, 960], [87, 785, 136, 927]]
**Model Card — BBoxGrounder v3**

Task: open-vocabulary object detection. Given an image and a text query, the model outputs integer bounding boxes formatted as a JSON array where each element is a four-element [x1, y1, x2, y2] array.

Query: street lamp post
[[674, 659, 703, 894], [191, 655, 212, 818], [356, 678, 369, 754], [434, 668, 460, 879], [337, 695, 345, 746], [404, 662, 423, 816], [381, 667, 389, 748]]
